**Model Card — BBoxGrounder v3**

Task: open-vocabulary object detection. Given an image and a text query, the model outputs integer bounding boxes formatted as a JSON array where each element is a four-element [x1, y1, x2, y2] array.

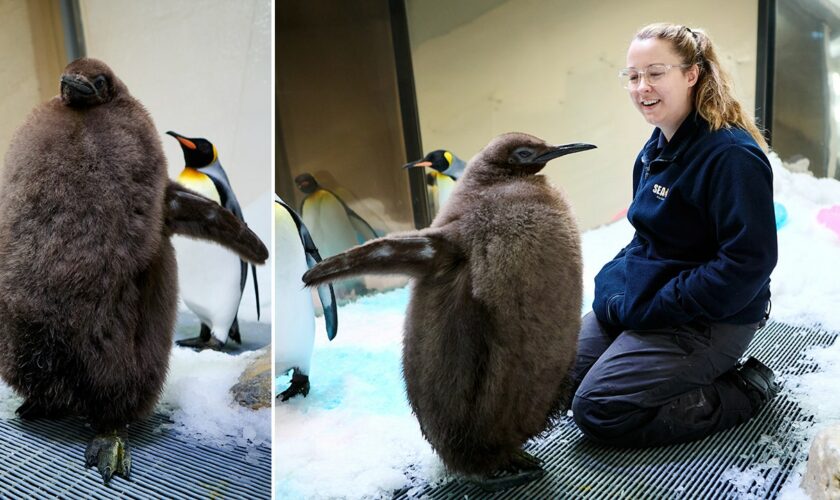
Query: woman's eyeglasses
[[618, 64, 692, 89]]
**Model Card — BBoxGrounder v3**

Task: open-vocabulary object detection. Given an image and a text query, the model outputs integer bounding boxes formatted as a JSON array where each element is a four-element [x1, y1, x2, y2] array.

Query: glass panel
[[774, 0, 840, 179], [277, 0, 414, 299]]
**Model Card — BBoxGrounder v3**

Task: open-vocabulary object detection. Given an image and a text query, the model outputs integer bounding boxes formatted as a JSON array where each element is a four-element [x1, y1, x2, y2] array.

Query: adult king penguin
[[275, 195, 337, 401], [0, 58, 268, 484], [167, 131, 260, 350], [304, 133, 593, 491], [404, 149, 466, 215], [295, 173, 378, 300]]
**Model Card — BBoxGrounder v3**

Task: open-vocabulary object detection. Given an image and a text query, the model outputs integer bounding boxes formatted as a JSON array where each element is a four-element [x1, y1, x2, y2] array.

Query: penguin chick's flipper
[[302, 231, 460, 288], [85, 432, 131, 485], [164, 181, 268, 264], [278, 371, 310, 402]]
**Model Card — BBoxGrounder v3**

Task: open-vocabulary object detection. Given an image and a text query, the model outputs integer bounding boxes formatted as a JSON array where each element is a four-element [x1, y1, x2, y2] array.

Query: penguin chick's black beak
[[533, 143, 597, 164], [403, 160, 433, 170], [60, 75, 95, 96]]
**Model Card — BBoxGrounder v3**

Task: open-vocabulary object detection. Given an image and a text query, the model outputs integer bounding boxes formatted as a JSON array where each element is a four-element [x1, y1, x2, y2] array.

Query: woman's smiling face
[[625, 37, 699, 140]]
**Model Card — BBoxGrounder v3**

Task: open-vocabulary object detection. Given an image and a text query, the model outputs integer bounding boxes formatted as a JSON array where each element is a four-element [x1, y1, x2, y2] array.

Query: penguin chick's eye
[[93, 76, 107, 90], [508, 147, 535, 163]]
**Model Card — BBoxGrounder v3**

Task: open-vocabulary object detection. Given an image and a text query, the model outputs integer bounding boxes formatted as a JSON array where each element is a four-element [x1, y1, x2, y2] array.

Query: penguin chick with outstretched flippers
[[167, 131, 261, 351], [275, 195, 337, 401], [0, 58, 268, 485], [304, 133, 593, 491], [405, 149, 466, 214]]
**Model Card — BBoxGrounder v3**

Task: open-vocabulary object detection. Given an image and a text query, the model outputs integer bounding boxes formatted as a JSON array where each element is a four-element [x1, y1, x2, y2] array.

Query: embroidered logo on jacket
[[652, 184, 669, 200]]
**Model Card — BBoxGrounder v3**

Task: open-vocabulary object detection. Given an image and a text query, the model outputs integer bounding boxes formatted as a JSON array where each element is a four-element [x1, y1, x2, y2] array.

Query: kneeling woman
[[572, 23, 778, 447]]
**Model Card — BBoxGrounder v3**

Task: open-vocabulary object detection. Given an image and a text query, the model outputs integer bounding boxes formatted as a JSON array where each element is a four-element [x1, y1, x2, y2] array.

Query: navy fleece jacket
[[593, 113, 778, 330]]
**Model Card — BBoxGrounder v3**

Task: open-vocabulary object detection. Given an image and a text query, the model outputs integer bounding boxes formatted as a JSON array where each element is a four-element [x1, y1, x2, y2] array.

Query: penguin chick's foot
[[508, 449, 544, 471], [469, 467, 545, 493], [176, 335, 224, 351], [467, 450, 545, 493], [85, 432, 131, 485], [278, 373, 310, 402]]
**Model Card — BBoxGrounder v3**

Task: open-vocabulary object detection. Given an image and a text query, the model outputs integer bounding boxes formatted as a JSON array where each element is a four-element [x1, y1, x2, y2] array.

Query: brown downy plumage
[[304, 133, 593, 488], [0, 58, 267, 484]]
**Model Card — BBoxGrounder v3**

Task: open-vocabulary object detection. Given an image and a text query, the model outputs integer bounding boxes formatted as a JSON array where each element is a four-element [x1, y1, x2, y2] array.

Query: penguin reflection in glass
[[295, 173, 378, 300], [0, 58, 268, 484], [304, 133, 593, 491], [404, 149, 465, 216], [275, 196, 337, 400], [168, 131, 260, 350]]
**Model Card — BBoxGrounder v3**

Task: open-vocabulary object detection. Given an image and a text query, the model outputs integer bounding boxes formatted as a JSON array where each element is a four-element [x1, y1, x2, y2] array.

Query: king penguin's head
[[475, 133, 596, 178], [403, 150, 452, 174], [60, 58, 123, 108], [166, 131, 217, 168], [295, 173, 319, 195]]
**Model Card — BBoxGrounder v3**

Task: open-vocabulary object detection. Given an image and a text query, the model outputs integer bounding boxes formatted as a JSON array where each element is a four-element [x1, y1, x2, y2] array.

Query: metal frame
[[756, 0, 776, 146], [388, 0, 432, 229], [58, 0, 86, 61]]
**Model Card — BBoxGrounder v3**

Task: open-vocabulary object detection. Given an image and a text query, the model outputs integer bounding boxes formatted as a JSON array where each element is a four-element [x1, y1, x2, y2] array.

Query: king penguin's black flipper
[[164, 181, 268, 264], [277, 196, 338, 340], [201, 164, 262, 319], [323, 188, 380, 242]]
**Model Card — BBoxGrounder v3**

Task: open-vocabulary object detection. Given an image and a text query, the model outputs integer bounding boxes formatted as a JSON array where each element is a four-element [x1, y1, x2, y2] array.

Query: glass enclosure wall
[[406, 0, 759, 229], [773, 0, 840, 180], [277, 0, 415, 298]]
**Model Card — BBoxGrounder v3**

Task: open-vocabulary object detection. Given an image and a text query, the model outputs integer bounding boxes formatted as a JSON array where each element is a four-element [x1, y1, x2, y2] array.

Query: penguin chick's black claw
[[278, 373, 310, 402], [164, 181, 269, 264], [85, 433, 131, 485], [176, 335, 225, 351], [470, 467, 545, 493], [509, 449, 544, 470]]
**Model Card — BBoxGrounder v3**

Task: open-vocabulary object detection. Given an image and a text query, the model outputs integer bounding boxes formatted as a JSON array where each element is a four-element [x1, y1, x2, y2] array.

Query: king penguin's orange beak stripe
[[176, 136, 197, 150]]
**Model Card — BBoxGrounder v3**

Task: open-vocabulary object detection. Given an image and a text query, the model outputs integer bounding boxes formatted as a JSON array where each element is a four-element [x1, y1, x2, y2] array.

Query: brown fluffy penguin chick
[[304, 133, 593, 490], [0, 58, 268, 485]]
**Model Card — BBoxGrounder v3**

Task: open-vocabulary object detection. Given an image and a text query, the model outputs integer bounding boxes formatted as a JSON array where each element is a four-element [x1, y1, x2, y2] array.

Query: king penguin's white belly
[[174, 170, 240, 342], [276, 203, 315, 374], [436, 174, 456, 209], [173, 236, 242, 342], [301, 190, 360, 258]]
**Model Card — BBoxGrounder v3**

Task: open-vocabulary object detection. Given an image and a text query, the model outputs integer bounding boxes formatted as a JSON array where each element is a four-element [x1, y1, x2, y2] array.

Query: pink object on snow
[[817, 205, 840, 239]]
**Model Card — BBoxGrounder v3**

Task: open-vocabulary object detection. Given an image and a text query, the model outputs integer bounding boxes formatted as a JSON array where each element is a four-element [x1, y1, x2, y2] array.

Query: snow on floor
[[277, 152, 840, 499], [160, 346, 271, 451]]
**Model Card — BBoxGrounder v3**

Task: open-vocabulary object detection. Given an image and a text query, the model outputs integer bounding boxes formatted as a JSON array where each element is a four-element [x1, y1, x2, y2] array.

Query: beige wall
[[408, 0, 758, 230], [79, 0, 271, 212], [0, 1, 54, 172]]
